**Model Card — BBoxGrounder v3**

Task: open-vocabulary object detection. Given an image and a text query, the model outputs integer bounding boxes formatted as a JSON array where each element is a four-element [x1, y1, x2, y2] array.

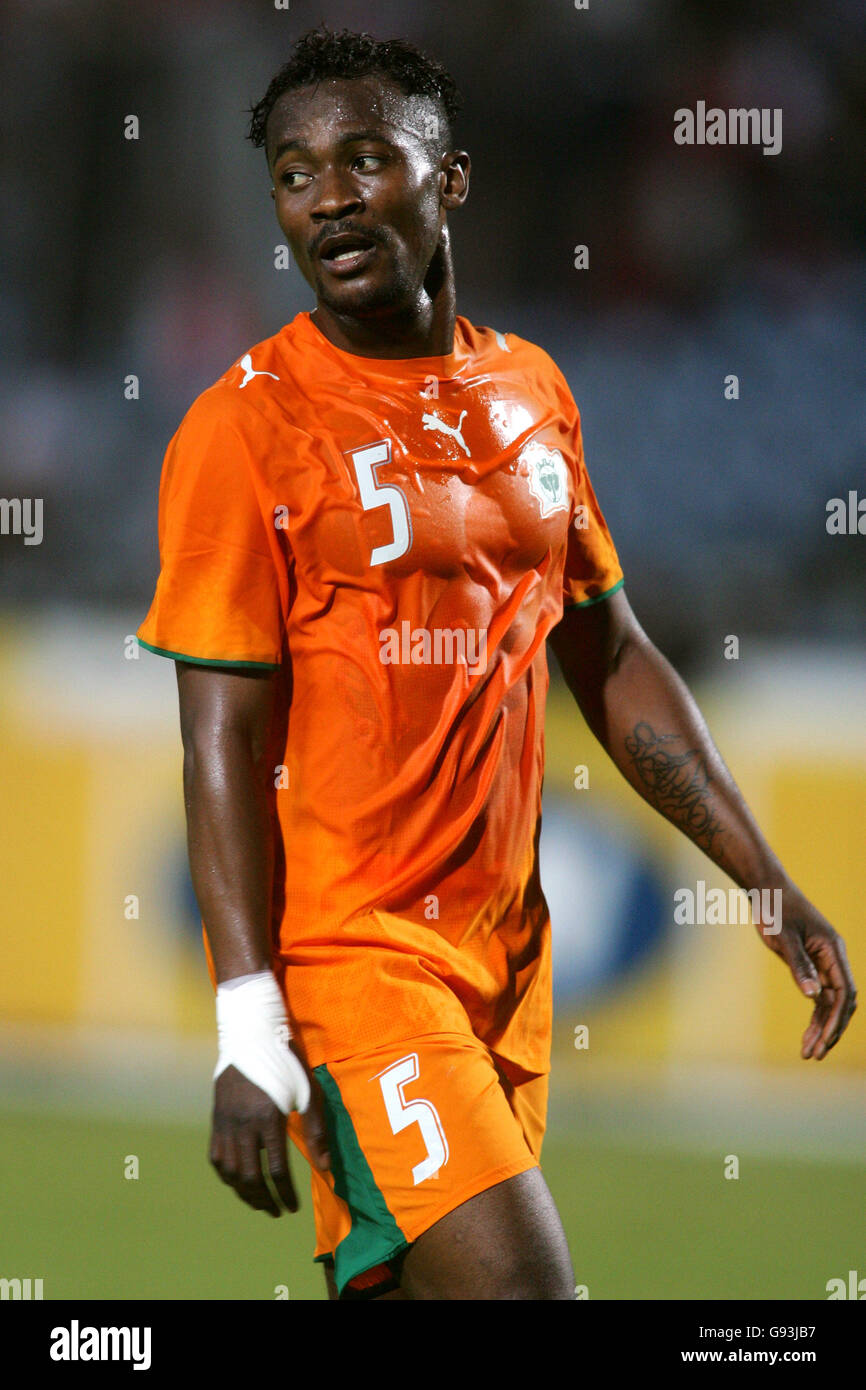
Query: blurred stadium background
[[1, 0, 864, 1299]]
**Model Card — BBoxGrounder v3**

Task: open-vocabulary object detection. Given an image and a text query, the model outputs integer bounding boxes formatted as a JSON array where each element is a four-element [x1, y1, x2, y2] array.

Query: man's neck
[[310, 237, 457, 360], [310, 297, 456, 360]]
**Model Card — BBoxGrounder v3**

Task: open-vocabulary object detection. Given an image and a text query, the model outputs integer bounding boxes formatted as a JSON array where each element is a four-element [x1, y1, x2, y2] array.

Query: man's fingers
[[211, 1124, 298, 1215], [773, 915, 858, 1061], [210, 1126, 239, 1188], [802, 964, 834, 1058], [802, 939, 857, 1059], [209, 1126, 223, 1171], [234, 1129, 280, 1216], [301, 1081, 332, 1174], [814, 966, 855, 1059], [802, 992, 833, 1060], [211, 1124, 274, 1213], [263, 1120, 299, 1213], [208, 1067, 332, 1215], [210, 1069, 308, 1213], [784, 935, 821, 999], [801, 1007, 825, 1059], [211, 1116, 298, 1215]]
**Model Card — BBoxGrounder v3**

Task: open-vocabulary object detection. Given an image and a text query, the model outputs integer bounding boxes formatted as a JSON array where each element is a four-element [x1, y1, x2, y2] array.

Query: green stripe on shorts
[[314, 1063, 409, 1294]]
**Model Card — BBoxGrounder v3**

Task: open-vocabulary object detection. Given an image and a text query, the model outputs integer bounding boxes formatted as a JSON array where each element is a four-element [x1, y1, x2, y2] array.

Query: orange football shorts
[[287, 1030, 547, 1298]]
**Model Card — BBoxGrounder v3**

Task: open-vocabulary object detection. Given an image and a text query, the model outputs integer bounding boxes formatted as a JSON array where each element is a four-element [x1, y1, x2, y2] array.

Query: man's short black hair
[[248, 25, 462, 154]]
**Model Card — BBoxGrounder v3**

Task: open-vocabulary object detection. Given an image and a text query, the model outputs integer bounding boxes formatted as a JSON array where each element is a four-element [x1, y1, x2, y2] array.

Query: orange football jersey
[[138, 311, 623, 1073]]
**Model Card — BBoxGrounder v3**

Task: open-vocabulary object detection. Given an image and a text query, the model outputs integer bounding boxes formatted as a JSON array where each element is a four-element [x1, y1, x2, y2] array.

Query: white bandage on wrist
[[214, 970, 310, 1115]]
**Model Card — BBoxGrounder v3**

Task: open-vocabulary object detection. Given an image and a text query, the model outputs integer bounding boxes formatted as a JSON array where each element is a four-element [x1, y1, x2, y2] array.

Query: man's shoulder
[[459, 319, 573, 402], [177, 316, 307, 438], [460, 318, 567, 375]]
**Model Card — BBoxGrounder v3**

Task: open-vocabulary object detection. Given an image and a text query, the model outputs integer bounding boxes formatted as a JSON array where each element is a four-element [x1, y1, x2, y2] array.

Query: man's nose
[[311, 166, 365, 221]]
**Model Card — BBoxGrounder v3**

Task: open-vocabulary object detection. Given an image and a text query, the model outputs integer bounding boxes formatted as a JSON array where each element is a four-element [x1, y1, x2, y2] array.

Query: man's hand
[[759, 889, 857, 1060], [210, 1049, 331, 1216]]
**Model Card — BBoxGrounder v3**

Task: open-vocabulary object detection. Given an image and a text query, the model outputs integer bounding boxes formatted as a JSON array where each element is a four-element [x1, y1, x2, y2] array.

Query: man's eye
[[353, 155, 384, 171], [281, 170, 311, 188]]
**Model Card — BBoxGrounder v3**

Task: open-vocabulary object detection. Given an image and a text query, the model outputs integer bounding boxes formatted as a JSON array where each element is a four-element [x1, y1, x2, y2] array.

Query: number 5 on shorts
[[376, 1053, 449, 1185]]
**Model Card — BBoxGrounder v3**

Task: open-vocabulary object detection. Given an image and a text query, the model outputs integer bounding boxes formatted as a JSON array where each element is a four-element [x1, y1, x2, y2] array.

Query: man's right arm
[[176, 661, 330, 1216], [177, 662, 278, 981]]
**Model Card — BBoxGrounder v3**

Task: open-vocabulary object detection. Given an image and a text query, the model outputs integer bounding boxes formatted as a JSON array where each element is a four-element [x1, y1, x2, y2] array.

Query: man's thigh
[[322, 1167, 573, 1301], [401, 1166, 574, 1300], [322, 1167, 572, 1295], [296, 1031, 560, 1300]]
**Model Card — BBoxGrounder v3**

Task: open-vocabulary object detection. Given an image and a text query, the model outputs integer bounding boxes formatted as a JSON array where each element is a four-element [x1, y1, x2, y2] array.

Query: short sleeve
[[137, 393, 283, 667], [558, 381, 624, 608]]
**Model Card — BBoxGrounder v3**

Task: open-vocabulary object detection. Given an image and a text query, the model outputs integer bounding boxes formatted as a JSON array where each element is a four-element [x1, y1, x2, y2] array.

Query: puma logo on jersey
[[237, 353, 279, 388], [421, 409, 471, 458]]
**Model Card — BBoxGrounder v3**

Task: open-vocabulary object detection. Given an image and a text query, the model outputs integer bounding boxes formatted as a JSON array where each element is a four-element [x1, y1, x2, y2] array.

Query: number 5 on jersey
[[348, 440, 413, 567], [376, 1053, 449, 1185]]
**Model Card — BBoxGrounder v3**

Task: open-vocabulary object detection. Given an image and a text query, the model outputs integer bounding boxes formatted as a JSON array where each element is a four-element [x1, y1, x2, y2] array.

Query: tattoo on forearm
[[625, 721, 724, 854]]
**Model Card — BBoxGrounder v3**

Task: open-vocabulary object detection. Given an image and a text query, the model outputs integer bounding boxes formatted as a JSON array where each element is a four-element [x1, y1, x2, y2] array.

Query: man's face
[[266, 76, 458, 320]]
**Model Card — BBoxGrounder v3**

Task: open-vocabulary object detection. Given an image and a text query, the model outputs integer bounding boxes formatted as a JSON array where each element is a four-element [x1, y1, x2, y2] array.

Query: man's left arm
[[549, 588, 857, 1060]]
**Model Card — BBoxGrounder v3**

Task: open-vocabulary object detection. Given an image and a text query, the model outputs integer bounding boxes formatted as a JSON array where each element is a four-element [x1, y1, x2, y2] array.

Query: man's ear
[[440, 151, 470, 210]]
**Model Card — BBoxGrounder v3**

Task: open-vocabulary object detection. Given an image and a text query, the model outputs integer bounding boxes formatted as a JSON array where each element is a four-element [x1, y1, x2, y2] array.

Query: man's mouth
[[317, 234, 378, 277]]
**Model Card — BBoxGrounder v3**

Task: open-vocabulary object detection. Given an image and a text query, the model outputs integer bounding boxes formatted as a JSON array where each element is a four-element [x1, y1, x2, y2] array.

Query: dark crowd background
[[1, 0, 863, 668]]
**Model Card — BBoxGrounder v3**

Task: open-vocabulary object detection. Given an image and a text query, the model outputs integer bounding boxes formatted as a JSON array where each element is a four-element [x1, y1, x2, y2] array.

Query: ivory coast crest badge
[[523, 442, 569, 518]]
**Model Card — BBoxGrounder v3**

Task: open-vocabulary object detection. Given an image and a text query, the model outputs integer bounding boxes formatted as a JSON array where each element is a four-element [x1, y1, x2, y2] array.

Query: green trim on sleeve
[[567, 577, 625, 609], [136, 637, 279, 670]]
